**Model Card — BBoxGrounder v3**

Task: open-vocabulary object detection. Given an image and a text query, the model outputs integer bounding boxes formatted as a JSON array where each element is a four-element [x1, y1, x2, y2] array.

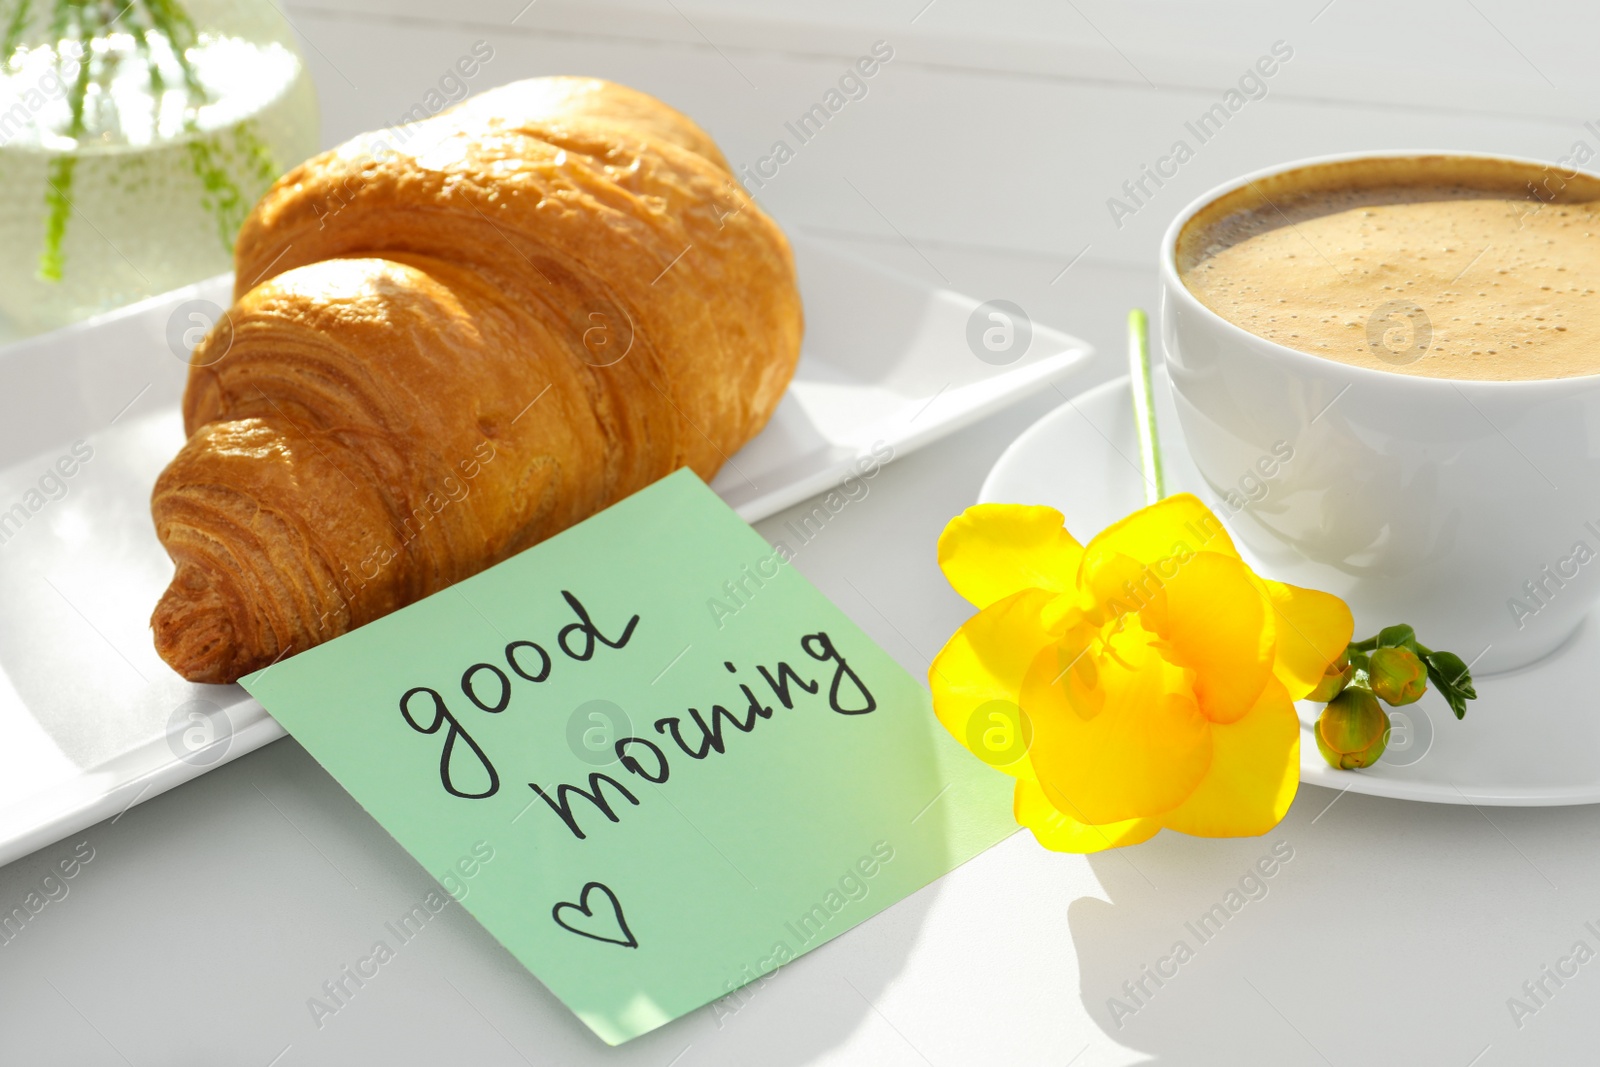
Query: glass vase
[[0, 0, 319, 338]]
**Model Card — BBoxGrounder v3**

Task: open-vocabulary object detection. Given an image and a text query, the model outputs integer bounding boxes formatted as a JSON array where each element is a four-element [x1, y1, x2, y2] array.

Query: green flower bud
[[1307, 653, 1354, 703], [1368, 646, 1427, 706], [1315, 687, 1390, 770]]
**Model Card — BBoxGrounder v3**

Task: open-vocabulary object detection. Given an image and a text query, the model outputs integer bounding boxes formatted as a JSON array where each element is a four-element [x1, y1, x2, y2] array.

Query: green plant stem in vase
[[0, 0, 319, 338]]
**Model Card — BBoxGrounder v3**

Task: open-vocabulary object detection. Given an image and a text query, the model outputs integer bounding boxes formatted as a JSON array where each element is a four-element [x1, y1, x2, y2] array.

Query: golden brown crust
[[151, 77, 802, 683]]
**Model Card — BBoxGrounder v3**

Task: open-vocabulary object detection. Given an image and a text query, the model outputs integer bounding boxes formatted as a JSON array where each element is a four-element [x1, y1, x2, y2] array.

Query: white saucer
[[982, 369, 1600, 806]]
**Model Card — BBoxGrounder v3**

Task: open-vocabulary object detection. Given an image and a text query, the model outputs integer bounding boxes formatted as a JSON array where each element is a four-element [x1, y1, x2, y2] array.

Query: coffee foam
[[1177, 155, 1600, 381]]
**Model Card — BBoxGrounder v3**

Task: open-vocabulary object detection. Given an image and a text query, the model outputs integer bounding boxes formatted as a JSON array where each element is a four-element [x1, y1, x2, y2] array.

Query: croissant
[[150, 77, 802, 684]]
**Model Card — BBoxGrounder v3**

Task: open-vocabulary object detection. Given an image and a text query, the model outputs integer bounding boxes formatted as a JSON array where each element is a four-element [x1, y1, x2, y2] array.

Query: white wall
[[280, 0, 1600, 374]]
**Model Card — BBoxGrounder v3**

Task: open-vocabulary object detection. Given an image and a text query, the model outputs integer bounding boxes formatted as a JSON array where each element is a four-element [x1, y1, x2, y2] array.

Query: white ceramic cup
[[1161, 150, 1600, 675]]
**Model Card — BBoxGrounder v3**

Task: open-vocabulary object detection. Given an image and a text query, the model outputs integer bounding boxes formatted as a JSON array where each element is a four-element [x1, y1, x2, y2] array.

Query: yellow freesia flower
[[930, 495, 1352, 853]]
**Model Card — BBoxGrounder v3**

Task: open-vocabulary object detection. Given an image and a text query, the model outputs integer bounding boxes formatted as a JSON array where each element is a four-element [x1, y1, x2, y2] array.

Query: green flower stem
[[142, 0, 202, 95], [7, 0, 213, 279], [2, 0, 32, 64], [36, 6, 91, 281], [1127, 307, 1165, 505], [1351, 635, 1435, 657], [38, 154, 75, 280]]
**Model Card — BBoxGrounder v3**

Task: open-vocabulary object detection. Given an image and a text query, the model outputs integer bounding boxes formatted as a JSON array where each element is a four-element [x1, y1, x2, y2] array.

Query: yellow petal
[[1141, 552, 1272, 724], [1259, 579, 1354, 700], [1080, 492, 1238, 576], [937, 504, 1084, 609], [929, 589, 1055, 775], [1075, 547, 1160, 624], [1159, 677, 1300, 838], [1014, 775, 1161, 852], [1023, 623, 1214, 824]]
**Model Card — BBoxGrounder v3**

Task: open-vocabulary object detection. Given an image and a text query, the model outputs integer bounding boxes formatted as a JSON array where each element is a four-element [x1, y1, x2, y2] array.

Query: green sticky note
[[242, 468, 1015, 1045]]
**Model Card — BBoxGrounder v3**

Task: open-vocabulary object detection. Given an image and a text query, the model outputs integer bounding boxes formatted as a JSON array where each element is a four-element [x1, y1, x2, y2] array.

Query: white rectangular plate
[[0, 234, 1089, 867]]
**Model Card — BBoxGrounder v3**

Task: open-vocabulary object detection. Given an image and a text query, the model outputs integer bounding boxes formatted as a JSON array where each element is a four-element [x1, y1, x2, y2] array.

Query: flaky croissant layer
[[151, 77, 802, 683]]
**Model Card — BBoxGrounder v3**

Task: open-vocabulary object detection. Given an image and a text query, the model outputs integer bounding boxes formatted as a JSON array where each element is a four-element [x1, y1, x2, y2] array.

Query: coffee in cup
[[1162, 153, 1600, 673], [1177, 155, 1600, 380]]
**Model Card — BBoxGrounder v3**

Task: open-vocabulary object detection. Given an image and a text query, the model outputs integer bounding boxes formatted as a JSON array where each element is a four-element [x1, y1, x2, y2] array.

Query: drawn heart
[[552, 881, 638, 949]]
